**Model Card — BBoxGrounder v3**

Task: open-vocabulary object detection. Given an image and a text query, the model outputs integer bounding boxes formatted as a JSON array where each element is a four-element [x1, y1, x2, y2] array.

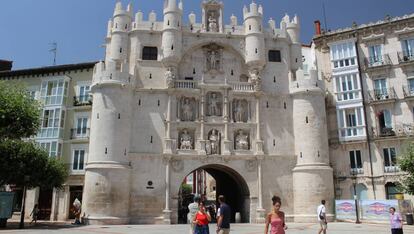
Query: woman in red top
[[193, 201, 211, 234], [265, 196, 288, 234]]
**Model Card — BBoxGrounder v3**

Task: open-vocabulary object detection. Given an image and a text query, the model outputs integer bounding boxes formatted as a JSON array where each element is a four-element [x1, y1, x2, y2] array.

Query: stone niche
[[206, 129, 221, 155], [206, 91, 223, 117], [234, 129, 250, 150], [177, 96, 198, 121], [202, 0, 224, 33], [178, 128, 195, 151], [232, 99, 250, 123]]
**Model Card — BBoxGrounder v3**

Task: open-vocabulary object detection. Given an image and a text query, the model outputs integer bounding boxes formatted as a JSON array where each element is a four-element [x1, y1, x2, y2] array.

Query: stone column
[[164, 94, 173, 154], [163, 157, 172, 224], [256, 157, 265, 223], [255, 96, 264, 154], [223, 89, 231, 155], [198, 90, 207, 154]]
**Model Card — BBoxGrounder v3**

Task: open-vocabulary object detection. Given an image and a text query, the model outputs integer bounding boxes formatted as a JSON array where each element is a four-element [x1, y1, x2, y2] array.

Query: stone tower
[[82, 2, 134, 225], [291, 67, 334, 222], [243, 2, 265, 70], [161, 0, 183, 67]]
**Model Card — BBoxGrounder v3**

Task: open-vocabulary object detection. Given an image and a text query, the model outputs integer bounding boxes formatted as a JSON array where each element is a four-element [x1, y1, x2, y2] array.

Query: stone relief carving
[[208, 12, 218, 32], [165, 67, 176, 88], [179, 97, 196, 121], [207, 92, 222, 116], [206, 129, 221, 155], [235, 130, 250, 150], [203, 44, 223, 72], [233, 99, 249, 122], [249, 69, 261, 91], [179, 129, 193, 150]]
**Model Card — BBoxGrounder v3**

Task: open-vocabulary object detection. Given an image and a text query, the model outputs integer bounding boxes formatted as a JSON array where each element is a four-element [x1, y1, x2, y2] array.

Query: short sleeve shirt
[[219, 203, 231, 229], [317, 204, 326, 221]]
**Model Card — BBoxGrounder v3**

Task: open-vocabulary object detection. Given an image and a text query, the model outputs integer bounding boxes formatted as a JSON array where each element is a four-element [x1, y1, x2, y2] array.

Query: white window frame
[[334, 73, 361, 102], [38, 140, 62, 157], [76, 82, 92, 103], [337, 106, 366, 140], [38, 107, 66, 139], [40, 77, 69, 106], [349, 150, 363, 174], [71, 144, 88, 174], [368, 44, 383, 65], [73, 112, 90, 138], [383, 147, 399, 172], [329, 40, 357, 69]]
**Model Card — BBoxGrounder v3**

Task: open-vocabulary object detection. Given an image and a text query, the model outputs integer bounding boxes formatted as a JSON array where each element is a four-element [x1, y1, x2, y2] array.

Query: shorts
[[218, 228, 230, 234], [391, 228, 403, 234], [319, 220, 327, 229]]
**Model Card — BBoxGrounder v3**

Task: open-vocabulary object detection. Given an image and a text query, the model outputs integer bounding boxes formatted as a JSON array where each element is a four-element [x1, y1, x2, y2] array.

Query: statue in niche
[[235, 130, 249, 150], [180, 129, 193, 150], [207, 50, 220, 71], [234, 100, 247, 122], [208, 92, 221, 116], [207, 129, 220, 155], [208, 12, 218, 32], [249, 69, 261, 91], [181, 98, 193, 121], [165, 67, 176, 88]]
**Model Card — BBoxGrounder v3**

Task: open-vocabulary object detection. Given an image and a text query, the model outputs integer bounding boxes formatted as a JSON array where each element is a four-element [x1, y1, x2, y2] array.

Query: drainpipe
[[354, 34, 377, 199]]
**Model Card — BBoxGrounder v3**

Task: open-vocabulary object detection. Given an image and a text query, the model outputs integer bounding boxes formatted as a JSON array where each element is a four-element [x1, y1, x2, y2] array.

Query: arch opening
[[177, 164, 250, 224]]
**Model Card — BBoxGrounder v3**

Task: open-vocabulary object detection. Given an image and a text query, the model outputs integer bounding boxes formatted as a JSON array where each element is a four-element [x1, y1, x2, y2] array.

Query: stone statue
[[249, 69, 261, 91], [181, 98, 193, 121], [234, 100, 245, 122], [208, 50, 219, 70], [208, 92, 221, 116], [235, 130, 249, 150], [180, 129, 193, 150], [165, 67, 175, 88], [207, 129, 220, 155], [208, 12, 218, 32]]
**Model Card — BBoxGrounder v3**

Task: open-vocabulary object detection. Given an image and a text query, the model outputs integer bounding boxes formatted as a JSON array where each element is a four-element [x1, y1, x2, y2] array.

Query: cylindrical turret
[[291, 68, 334, 222], [109, 2, 132, 61], [82, 2, 134, 225], [243, 2, 265, 69], [285, 15, 302, 71], [161, 0, 183, 66]]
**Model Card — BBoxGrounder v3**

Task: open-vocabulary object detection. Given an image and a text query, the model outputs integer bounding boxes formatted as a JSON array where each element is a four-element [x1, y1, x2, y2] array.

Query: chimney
[[314, 20, 321, 36], [0, 60, 13, 71]]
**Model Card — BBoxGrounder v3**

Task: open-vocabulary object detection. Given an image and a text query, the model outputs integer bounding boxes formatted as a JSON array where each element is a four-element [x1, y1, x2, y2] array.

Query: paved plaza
[[1, 222, 413, 234]]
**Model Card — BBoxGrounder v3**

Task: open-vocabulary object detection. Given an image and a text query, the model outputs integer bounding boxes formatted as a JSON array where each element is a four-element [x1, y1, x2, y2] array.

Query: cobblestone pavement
[[1, 222, 413, 234]]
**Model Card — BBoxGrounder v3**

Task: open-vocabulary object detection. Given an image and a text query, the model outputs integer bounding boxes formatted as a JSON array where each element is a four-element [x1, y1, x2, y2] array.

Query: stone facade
[[313, 14, 414, 202], [82, 0, 333, 224]]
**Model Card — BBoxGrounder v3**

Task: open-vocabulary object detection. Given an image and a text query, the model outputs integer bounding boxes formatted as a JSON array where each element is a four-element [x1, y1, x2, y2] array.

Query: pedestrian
[[216, 195, 231, 234], [389, 207, 404, 234], [193, 201, 211, 234], [188, 196, 201, 234], [264, 196, 287, 234], [317, 200, 327, 234], [72, 198, 82, 225], [29, 204, 39, 225]]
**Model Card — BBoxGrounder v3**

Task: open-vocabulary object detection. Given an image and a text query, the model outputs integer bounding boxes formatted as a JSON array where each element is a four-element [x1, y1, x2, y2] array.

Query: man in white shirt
[[188, 196, 200, 234], [317, 200, 327, 234]]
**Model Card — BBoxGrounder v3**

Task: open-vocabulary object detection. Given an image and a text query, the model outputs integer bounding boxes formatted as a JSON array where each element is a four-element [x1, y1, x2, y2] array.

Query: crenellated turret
[[291, 67, 334, 222], [284, 14, 302, 71], [161, 0, 183, 66], [243, 2, 265, 69], [109, 2, 132, 61]]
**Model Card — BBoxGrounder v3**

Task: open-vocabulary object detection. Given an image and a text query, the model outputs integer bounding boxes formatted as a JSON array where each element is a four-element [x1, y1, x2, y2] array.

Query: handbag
[[319, 208, 325, 220]]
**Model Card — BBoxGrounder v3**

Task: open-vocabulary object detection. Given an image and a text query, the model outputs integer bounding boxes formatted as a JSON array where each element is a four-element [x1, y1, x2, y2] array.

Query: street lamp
[[351, 171, 361, 224], [19, 175, 30, 229]]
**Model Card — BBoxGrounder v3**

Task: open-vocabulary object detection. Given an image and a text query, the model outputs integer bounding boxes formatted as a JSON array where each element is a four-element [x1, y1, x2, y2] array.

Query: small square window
[[142, 47, 158, 60], [268, 50, 281, 62]]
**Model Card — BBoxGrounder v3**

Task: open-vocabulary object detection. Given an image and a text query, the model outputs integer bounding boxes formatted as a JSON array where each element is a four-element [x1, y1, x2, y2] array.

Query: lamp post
[[351, 172, 361, 224], [19, 175, 30, 229]]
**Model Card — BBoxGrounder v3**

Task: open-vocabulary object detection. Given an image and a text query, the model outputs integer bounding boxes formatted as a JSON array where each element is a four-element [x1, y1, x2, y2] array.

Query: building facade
[[0, 62, 95, 221], [313, 14, 414, 202], [82, 0, 333, 224]]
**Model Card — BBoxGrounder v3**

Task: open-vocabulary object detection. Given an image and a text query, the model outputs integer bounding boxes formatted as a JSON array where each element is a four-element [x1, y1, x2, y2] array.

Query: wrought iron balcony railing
[[364, 54, 392, 68], [70, 128, 90, 139], [397, 50, 414, 63], [73, 95, 92, 106], [402, 84, 414, 98], [368, 88, 397, 103]]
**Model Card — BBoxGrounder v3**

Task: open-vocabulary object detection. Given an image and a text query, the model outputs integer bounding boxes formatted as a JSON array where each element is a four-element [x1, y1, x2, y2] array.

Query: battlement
[[285, 15, 300, 29], [163, 0, 183, 14], [290, 68, 325, 94], [243, 2, 263, 20], [92, 60, 132, 86], [113, 2, 133, 18]]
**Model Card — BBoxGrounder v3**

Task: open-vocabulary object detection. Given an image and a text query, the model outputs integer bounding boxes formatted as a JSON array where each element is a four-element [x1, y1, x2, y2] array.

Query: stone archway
[[176, 164, 251, 224]]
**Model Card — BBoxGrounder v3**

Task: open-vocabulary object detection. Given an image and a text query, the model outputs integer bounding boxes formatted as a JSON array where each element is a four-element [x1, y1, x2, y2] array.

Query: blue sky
[[1, 0, 413, 69]]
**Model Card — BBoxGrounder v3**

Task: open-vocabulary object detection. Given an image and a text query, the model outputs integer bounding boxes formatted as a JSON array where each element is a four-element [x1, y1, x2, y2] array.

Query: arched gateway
[[81, 1, 334, 225]]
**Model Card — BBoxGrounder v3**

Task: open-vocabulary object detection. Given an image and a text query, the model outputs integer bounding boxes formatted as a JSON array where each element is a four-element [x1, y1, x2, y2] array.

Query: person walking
[[193, 201, 211, 234], [389, 207, 404, 234], [29, 204, 39, 225], [188, 196, 201, 234], [217, 195, 231, 234], [317, 200, 327, 234], [264, 196, 287, 234]]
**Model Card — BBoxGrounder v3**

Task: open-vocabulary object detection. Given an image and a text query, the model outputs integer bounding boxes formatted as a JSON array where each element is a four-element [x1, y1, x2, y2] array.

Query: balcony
[[367, 88, 397, 104], [73, 95, 92, 106], [67, 164, 85, 175], [231, 82, 254, 92], [350, 168, 364, 175], [402, 84, 414, 100], [384, 166, 400, 173], [397, 50, 414, 64], [370, 127, 396, 139], [70, 128, 90, 140], [364, 54, 392, 70], [174, 80, 198, 89], [338, 127, 366, 142]]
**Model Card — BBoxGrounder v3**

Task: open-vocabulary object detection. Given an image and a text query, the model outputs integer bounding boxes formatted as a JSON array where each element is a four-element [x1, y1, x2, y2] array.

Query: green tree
[[0, 81, 68, 189], [397, 142, 414, 195]]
